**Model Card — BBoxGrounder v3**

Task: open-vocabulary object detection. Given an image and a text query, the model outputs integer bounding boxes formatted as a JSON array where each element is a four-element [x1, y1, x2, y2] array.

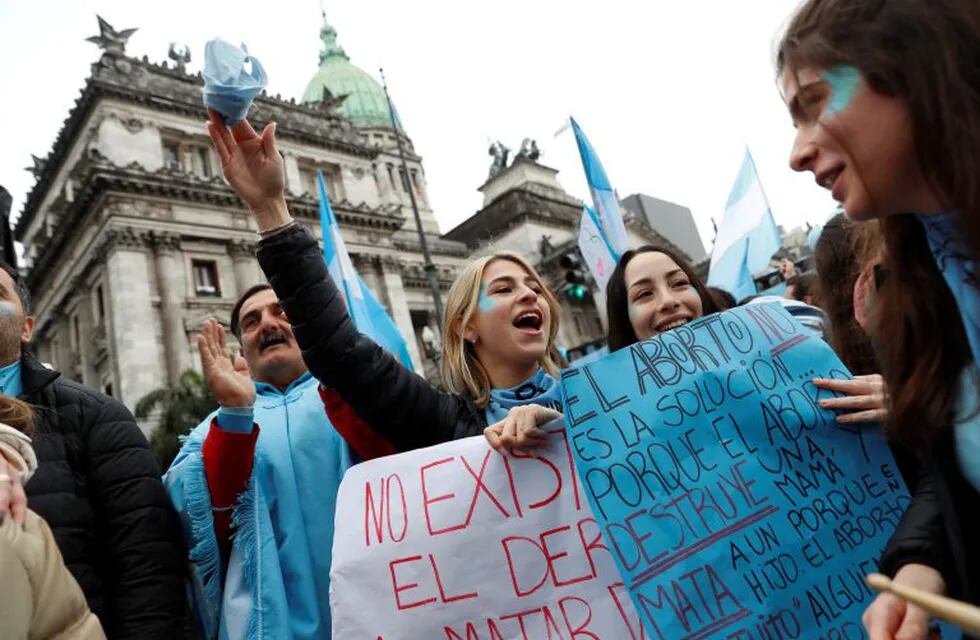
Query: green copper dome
[[301, 16, 401, 130]]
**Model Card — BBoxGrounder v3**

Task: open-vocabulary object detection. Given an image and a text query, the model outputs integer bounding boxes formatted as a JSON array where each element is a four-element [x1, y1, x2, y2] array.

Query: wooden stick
[[867, 573, 980, 635]]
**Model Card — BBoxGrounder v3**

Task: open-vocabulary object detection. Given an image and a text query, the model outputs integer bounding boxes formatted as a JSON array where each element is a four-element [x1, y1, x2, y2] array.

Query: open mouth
[[656, 317, 690, 332], [816, 165, 845, 199], [513, 310, 544, 332]]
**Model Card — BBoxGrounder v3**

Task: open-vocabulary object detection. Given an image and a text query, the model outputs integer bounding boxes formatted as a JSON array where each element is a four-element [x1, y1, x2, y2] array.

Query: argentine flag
[[577, 205, 617, 293], [708, 149, 782, 301], [317, 170, 415, 371], [571, 118, 628, 258]]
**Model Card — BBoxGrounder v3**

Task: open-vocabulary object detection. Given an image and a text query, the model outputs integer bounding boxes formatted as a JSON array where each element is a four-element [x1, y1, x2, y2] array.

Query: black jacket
[[257, 223, 486, 451], [21, 352, 187, 639], [879, 430, 980, 636]]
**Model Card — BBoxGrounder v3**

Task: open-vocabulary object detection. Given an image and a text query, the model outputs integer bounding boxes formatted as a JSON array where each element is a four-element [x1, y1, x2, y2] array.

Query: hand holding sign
[[815, 373, 888, 424], [484, 404, 560, 453]]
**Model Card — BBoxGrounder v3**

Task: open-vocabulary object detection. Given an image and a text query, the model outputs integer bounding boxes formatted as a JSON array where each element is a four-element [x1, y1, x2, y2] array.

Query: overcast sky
[[1, 0, 835, 254]]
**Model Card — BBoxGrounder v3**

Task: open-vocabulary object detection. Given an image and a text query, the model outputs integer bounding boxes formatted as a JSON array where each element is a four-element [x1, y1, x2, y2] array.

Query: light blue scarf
[[953, 367, 980, 492], [919, 213, 980, 492], [919, 212, 980, 369], [484, 368, 563, 425], [165, 372, 353, 639]]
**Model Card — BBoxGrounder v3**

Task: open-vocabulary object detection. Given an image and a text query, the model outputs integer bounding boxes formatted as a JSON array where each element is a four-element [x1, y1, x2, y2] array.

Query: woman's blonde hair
[[439, 252, 564, 408]]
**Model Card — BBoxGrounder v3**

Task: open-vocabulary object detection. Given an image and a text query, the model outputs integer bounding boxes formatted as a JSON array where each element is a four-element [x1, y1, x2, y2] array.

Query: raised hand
[[198, 319, 256, 408], [206, 108, 289, 229]]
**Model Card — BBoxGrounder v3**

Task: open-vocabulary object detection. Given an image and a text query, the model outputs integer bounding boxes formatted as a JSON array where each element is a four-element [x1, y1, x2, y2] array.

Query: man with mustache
[[164, 283, 390, 639]]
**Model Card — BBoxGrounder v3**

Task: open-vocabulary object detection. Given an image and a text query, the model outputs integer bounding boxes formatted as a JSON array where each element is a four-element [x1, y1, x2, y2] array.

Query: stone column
[[229, 239, 261, 295], [100, 227, 167, 422], [69, 274, 98, 387], [380, 256, 424, 371], [372, 163, 390, 200], [353, 254, 385, 305], [555, 299, 575, 352], [592, 289, 609, 332], [148, 231, 186, 385], [283, 153, 303, 195]]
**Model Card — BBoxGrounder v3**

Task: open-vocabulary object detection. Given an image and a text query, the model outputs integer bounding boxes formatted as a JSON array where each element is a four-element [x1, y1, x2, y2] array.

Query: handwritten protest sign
[[559, 304, 909, 639], [330, 426, 647, 639]]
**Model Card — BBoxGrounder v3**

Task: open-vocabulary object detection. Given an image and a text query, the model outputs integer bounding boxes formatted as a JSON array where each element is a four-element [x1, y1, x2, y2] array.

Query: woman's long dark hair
[[813, 214, 881, 375], [606, 246, 718, 352], [778, 0, 979, 448]]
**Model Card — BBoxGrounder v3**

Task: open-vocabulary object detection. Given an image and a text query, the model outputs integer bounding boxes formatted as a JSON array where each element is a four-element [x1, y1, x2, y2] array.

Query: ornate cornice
[[350, 253, 379, 271], [379, 255, 402, 271], [146, 230, 181, 253], [23, 159, 407, 292], [227, 239, 257, 259], [18, 52, 392, 237], [399, 262, 456, 291], [443, 187, 582, 248], [100, 225, 146, 252], [391, 232, 469, 258]]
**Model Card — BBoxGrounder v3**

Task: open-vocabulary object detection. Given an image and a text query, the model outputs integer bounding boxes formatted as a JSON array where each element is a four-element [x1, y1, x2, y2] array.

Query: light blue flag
[[578, 205, 618, 293], [708, 148, 782, 301], [317, 171, 415, 371], [571, 118, 628, 257]]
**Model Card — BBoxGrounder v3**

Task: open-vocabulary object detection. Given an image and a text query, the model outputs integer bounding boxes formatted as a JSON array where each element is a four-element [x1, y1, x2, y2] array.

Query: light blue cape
[[165, 372, 353, 639]]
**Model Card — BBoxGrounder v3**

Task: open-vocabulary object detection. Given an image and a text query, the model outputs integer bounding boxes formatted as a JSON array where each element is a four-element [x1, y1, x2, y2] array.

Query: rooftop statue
[[488, 141, 510, 179], [86, 15, 137, 56]]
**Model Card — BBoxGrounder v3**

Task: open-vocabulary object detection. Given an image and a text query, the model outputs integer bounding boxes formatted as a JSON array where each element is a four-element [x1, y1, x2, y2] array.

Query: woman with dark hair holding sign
[[776, 0, 980, 636], [604, 245, 719, 352]]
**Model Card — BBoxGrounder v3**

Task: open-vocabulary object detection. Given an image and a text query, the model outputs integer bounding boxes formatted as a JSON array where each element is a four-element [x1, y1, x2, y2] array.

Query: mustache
[[258, 330, 291, 351]]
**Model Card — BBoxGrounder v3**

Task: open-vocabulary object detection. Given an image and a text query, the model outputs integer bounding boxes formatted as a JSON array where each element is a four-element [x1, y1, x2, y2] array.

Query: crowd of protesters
[[0, 0, 976, 638]]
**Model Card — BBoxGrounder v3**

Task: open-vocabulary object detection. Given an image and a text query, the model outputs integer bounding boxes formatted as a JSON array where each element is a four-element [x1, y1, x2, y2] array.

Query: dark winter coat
[[257, 223, 487, 451], [879, 429, 980, 637], [21, 351, 187, 639]]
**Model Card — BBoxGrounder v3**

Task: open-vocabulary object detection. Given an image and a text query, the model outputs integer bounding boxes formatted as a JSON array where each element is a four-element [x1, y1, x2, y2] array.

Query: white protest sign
[[330, 423, 645, 639]]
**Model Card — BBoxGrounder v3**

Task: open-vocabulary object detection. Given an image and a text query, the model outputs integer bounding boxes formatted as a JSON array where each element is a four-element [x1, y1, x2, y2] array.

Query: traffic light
[[560, 254, 589, 302], [567, 284, 588, 300]]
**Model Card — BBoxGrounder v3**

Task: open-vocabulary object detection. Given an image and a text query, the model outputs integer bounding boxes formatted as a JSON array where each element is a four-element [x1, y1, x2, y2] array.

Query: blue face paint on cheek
[[0, 302, 18, 318], [822, 65, 861, 116], [478, 284, 496, 313]]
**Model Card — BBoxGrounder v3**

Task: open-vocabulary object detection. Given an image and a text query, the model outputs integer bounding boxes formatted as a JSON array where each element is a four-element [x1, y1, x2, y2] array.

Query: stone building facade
[[445, 158, 689, 357], [16, 17, 469, 429], [17, 16, 698, 432]]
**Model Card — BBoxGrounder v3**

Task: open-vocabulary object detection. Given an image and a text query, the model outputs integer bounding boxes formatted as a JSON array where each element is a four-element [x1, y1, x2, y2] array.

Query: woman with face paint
[[206, 110, 565, 456], [777, 1, 980, 637], [604, 245, 827, 349], [605, 246, 719, 351]]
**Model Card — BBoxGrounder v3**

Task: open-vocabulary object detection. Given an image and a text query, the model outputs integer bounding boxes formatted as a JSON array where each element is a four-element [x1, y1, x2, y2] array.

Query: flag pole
[[379, 67, 444, 333]]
